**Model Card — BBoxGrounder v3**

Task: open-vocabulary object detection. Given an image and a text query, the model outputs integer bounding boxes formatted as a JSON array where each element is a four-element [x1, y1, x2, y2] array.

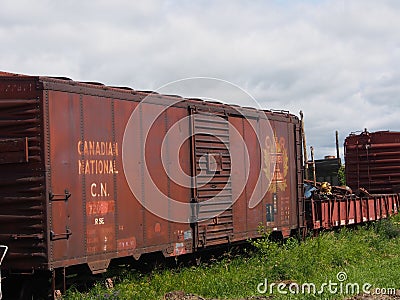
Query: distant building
[[308, 156, 341, 186]]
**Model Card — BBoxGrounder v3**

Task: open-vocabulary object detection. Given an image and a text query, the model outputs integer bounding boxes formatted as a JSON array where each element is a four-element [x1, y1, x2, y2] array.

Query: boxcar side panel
[[140, 102, 193, 255], [162, 106, 193, 255], [82, 94, 118, 259], [242, 117, 263, 237], [113, 99, 143, 258], [47, 90, 85, 263], [230, 116, 250, 238], [141, 103, 171, 249]]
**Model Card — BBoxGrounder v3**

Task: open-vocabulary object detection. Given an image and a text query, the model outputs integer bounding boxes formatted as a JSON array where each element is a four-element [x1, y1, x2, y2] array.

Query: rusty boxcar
[[0, 72, 304, 298], [345, 130, 400, 194]]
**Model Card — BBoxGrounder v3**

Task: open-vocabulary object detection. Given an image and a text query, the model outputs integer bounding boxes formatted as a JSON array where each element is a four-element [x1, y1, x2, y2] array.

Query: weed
[[374, 218, 400, 239]]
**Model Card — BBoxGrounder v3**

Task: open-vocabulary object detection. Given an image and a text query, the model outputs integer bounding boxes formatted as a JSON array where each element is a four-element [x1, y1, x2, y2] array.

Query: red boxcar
[[0, 73, 304, 297], [345, 130, 400, 194]]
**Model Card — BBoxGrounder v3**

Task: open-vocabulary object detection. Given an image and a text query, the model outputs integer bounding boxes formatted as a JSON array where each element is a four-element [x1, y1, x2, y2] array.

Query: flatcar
[[305, 186, 399, 231]]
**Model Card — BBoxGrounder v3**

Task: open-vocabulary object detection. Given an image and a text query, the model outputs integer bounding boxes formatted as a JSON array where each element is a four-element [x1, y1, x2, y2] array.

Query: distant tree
[[338, 164, 346, 186]]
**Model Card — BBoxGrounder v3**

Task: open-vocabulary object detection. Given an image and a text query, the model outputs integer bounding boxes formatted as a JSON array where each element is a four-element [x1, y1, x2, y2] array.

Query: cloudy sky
[[1, 0, 400, 160]]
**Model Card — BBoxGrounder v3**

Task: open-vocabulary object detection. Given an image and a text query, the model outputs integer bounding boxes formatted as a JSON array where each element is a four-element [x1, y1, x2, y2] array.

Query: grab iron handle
[[49, 190, 71, 201], [50, 228, 72, 241]]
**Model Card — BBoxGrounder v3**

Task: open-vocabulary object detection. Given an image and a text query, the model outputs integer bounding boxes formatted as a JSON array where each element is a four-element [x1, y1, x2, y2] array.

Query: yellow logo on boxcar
[[263, 135, 288, 192]]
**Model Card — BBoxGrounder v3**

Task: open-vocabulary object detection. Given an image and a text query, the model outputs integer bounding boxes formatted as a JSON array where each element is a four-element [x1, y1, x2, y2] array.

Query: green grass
[[64, 215, 400, 299]]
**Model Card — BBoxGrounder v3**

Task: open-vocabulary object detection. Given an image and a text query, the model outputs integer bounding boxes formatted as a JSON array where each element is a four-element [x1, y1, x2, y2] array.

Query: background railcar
[[345, 130, 400, 194]]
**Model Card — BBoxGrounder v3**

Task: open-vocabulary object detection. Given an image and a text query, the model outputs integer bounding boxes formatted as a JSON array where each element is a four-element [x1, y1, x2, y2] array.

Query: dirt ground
[[346, 293, 400, 300], [163, 291, 272, 300], [164, 290, 400, 300]]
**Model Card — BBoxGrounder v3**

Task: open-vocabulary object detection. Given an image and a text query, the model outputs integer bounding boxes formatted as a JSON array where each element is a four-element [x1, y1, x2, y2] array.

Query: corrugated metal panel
[[0, 79, 47, 270], [345, 130, 400, 193], [191, 111, 233, 247]]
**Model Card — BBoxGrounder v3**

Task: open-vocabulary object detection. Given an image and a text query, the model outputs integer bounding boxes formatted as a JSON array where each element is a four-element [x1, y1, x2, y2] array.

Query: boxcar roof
[[0, 70, 298, 121]]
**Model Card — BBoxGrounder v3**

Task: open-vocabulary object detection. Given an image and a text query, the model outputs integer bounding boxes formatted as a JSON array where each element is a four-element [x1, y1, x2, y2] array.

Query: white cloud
[[1, 0, 400, 159]]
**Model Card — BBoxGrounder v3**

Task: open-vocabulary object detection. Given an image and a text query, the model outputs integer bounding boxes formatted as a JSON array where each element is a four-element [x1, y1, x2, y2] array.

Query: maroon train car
[[345, 130, 400, 194], [0, 72, 304, 297]]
